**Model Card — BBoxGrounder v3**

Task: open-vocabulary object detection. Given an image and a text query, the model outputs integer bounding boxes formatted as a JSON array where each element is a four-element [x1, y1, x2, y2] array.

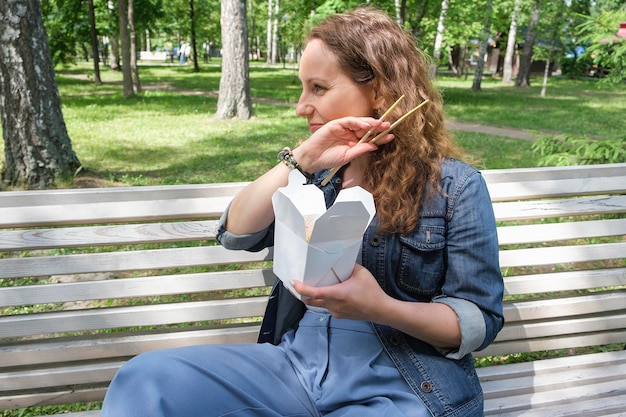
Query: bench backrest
[[1, 163, 625, 410]]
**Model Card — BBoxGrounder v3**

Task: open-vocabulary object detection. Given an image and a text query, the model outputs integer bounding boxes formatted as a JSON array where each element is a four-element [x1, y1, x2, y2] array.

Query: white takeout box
[[272, 170, 376, 299]]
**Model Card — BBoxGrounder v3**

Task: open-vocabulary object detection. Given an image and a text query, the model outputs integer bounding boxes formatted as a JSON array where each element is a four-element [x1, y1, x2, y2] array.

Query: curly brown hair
[[307, 7, 464, 234]]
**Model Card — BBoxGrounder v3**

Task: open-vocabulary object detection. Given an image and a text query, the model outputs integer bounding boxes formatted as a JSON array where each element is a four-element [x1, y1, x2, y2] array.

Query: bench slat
[[497, 218, 626, 245], [492, 195, 626, 221], [503, 268, 626, 296], [478, 329, 626, 357], [484, 381, 626, 416], [1, 391, 106, 413], [0, 297, 268, 338], [0, 269, 274, 307], [503, 292, 626, 322], [496, 314, 626, 342], [0, 220, 220, 251], [1, 362, 121, 391], [0, 326, 261, 367], [0, 246, 273, 279], [481, 163, 626, 183], [487, 176, 626, 201], [477, 349, 626, 381], [0, 198, 230, 228], [499, 242, 625, 267], [0, 183, 248, 207]]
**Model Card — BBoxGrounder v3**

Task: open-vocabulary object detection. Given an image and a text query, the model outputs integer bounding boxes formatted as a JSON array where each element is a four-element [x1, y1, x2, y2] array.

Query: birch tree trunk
[[215, 0, 252, 119], [433, 0, 449, 65], [502, 0, 521, 84], [0, 0, 81, 188]]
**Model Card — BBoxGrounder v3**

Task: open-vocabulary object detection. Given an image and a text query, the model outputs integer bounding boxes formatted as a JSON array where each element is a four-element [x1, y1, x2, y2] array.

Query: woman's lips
[[309, 123, 322, 133]]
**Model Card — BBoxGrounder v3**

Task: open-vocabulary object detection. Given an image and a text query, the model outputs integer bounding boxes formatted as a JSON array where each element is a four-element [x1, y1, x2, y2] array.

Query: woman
[[101, 7, 503, 417]]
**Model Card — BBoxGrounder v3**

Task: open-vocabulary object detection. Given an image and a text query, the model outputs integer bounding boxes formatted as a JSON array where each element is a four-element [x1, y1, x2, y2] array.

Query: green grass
[[2, 61, 624, 188]]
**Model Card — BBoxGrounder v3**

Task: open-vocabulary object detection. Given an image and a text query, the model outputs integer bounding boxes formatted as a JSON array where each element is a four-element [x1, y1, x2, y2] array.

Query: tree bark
[[472, 0, 493, 91], [0, 0, 81, 188], [502, 0, 521, 84], [118, 0, 134, 98], [215, 0, 253, 120], [128, 0, 141, 94], [516, 0, 541, 87], [87, 0, 102, 84], [266, 0, 272, 64], [189, 0, 200, 72]]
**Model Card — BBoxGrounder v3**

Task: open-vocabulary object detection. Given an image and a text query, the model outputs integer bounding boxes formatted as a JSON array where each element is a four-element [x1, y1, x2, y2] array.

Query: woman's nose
[[295, 94, 312, 117]]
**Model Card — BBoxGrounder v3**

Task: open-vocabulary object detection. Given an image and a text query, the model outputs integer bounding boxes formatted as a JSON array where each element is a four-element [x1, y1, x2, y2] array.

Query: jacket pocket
[[398, 226, 446, 297]]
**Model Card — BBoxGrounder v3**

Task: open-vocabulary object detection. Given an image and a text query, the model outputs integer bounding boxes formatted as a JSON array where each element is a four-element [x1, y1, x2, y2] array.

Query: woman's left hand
[[291, 264, 388, 321]]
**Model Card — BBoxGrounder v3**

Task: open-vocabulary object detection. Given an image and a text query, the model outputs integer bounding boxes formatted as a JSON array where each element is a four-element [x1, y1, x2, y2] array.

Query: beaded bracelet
[[278, 147, 314, 180]]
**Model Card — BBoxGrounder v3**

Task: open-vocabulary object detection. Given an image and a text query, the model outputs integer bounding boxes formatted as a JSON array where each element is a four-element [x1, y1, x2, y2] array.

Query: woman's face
[[296, 38, 379, 133]]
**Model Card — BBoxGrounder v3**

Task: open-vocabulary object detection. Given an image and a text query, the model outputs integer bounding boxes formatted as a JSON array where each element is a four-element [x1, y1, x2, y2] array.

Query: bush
[[560, 55, 596, 78], [531, 134, 626, 166]]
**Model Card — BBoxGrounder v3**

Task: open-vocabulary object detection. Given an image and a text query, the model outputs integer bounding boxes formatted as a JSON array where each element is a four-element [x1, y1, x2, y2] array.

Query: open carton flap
[[271, 170, 376, 299]]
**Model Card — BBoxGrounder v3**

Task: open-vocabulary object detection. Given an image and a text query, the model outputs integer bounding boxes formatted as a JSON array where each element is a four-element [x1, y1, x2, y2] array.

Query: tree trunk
[[128, 0, 141, 94], [516, 0, 541, 87], [266, 0, 272, 64], [472, 0, 493, 91], [0, 0, 81, 188], [118, 0, 134, 98], [433, 0, 449, 66], [271, 0, 279, 65], [189, 0, 200, 72], [502, 0, 521, 84], [216, 0, 252, 120], [110, 35, 120, 70], [87, 0, 102, 84]]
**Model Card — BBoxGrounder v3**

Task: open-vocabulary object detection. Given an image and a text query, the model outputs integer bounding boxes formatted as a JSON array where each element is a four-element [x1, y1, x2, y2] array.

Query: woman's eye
[[313, 84, 327, 94]]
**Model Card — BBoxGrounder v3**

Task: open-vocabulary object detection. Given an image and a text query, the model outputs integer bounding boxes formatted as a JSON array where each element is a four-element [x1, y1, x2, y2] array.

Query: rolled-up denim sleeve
[[433, 296, 486, 359], [434, 170, 504, 359], [215, 203, 275, 252]]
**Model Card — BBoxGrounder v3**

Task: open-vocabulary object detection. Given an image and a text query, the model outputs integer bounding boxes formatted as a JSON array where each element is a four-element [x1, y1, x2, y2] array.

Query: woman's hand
[[292, 264, 388, 322], [292, 117, 394, 173], [292, 263, 462, 349]]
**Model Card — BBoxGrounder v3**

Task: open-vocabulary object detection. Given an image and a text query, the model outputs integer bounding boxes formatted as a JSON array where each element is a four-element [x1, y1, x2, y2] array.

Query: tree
[[0, 0, 81, 188], [472, 0, 494, 91], [128, 0, 141, 94], [432, 0, 449, 77], [577, 5, 626, 85], [87, 0, 102, 84], [502, 0, 521, 84], [516, 0, 542, 87], [215, 0, 253, 119], [118, 0, 135, 97]]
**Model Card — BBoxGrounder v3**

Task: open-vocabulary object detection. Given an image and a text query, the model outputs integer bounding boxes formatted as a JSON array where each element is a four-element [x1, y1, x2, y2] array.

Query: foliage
[[560, 54, 596, 77], [576, 5, 626, 85], [531, 134, 626, 166]]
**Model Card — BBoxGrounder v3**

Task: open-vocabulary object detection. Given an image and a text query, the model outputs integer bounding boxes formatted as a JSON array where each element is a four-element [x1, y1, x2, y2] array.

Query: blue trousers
[[101, 310, 429, 417]]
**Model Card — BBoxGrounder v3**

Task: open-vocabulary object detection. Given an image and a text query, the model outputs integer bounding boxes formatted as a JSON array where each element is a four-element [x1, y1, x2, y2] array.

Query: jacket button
[[389, 334, 401, 345], [420, 381, 433, 393], [370, 235, 381, 246]]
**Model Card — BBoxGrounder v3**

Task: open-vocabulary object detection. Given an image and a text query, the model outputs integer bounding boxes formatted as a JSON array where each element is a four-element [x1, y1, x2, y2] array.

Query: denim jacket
[[216, 158, 504, 417]]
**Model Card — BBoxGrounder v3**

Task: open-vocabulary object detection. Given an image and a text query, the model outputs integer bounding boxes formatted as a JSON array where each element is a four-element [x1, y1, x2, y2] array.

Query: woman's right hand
[[292, 117, 394, 173]]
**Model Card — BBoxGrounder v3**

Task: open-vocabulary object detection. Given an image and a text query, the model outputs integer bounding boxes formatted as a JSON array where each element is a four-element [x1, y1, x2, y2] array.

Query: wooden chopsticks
[[320, 97, 430, 186]]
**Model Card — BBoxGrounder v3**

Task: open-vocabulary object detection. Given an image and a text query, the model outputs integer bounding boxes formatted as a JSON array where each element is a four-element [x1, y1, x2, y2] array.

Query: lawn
[[2, 60, 624, 188]]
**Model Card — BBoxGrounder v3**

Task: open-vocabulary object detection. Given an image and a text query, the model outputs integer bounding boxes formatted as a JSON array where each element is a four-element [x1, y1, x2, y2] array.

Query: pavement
[[446, 120, 537, 141]]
